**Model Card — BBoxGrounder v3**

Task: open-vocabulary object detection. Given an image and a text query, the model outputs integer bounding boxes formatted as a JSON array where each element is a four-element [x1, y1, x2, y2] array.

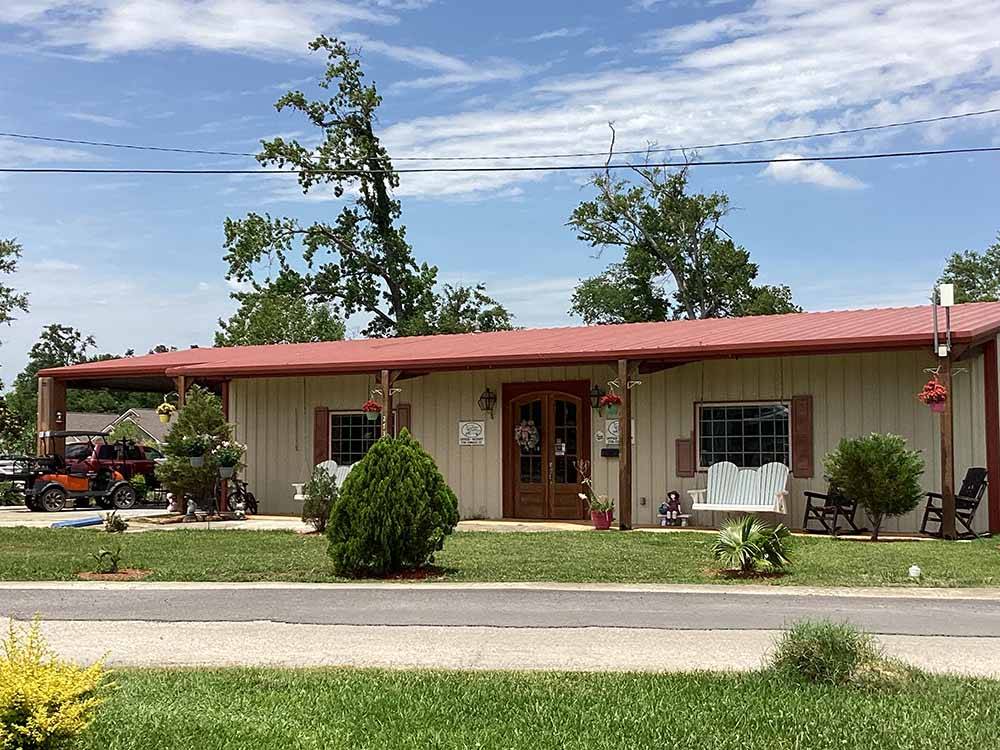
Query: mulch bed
[[708, 568, 787, 581], [379, 566, 447, 581], [77, 568, 153, 581]]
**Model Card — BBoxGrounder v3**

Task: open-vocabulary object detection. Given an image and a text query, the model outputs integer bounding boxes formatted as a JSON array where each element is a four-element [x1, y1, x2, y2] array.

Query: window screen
[[698, 402, 790, 469], [330, 413, 382, 465]]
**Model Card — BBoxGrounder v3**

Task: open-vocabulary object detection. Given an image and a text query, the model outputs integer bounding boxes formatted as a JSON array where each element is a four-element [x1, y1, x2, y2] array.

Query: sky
[[0, 0, 999, 384]]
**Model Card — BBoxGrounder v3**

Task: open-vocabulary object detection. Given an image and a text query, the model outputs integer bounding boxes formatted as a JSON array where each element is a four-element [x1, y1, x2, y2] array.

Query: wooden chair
[[802, 486, 866, 536], [920, 467, 988, 539], [689, 461, 789, 514]]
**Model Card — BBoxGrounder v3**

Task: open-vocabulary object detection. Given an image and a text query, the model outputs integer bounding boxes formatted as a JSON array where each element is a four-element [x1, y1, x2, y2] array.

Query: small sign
[[554, 441, 566, 456], [458, 420, 486, 446], [605, 419, 620, 446]]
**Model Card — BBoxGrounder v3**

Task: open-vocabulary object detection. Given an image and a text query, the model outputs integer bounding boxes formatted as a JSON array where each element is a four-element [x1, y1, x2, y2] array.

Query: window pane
[[330, 413, 382, 466], [699, 402, 790, 469]]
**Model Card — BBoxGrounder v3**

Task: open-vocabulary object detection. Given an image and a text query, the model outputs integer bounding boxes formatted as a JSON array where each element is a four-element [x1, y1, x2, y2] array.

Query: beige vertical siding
[[229, 348, 994, 532]]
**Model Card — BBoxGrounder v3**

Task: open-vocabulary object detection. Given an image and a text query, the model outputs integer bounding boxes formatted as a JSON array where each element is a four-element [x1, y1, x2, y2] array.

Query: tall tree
[[216, 272, 346, 346], [938, 233, 1000, 303], [0, 238, 28, 337], [223, 36, 512, 338], [568, 163, 799, 323]]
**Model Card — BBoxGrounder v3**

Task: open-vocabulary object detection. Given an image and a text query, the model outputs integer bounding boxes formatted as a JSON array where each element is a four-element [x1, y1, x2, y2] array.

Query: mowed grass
[[2, 526, 1000, 586], [83, 668, 1000, 750]]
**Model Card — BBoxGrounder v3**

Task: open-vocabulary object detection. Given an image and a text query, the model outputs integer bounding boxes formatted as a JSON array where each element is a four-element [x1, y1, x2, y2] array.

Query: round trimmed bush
[[770, 620, 881, 685], [327, 429, 459, 576]]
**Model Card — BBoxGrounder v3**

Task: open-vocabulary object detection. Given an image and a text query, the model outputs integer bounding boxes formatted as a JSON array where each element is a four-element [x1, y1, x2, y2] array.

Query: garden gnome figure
[[233, 496, 246, 520], [185, 496, 197, 519]]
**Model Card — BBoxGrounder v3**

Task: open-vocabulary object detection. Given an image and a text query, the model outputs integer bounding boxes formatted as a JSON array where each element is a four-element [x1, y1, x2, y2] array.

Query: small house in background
[[36, 302, 1000, 535], [65, 408, 168, 445]]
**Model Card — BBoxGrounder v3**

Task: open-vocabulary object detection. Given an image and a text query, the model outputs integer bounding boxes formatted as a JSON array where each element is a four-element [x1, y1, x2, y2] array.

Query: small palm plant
[[712, 515, 792, 574]]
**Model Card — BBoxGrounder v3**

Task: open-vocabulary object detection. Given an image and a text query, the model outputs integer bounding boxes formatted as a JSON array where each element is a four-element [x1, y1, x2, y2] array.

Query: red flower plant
[[599, 393, 622, 408], [361, 399, 382, 413], [917, 377, 948, 405]]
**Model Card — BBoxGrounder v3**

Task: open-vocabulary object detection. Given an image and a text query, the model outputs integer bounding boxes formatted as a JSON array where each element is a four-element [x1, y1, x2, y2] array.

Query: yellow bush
[[0, 620, 109, 750]]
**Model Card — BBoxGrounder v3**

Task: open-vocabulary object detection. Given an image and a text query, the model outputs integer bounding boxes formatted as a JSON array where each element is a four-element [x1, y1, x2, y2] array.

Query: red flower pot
[[591, 510, 614, 530], [930, 401, 946, 413]]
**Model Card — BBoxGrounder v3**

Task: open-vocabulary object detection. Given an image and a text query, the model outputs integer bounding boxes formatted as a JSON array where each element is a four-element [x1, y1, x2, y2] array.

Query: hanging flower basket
[[600, 392, 622, 418], [514, 420, 540, 452], [156, 402, 176, 423], [917, 377, 948, 413], [362, 399, 382, 422]]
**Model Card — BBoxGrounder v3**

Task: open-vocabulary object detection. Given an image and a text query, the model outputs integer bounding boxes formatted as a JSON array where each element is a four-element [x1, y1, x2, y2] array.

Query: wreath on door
[[514, 420, 540, 452]]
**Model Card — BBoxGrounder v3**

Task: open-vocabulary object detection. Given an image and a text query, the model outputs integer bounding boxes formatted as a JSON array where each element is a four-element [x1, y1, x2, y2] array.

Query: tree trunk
[[869, 513, 883, 542]]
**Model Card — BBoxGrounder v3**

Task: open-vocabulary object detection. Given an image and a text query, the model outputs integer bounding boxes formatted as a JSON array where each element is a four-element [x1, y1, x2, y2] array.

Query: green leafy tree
[[823, 433, 925, 541], [223, 36, 513, 338], [216, 273, 345, 346], [0, 238, 29, 335], [568, 164, 799, 323], [327, 429, 459, 576], [938, 233, 1000, 303], [301, 465, 338, 533], [108, 420, 144, 445], [155, 385, 231, 507]]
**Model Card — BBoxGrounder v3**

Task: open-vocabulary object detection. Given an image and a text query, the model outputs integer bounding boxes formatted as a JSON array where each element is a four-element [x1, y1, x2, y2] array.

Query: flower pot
[[158, 413, 171, 424], [930, 401, 946, 413], [189, 455, 205, 468], [591, 509, 614, 530], [219, 465, 235, 479], [365, 411, 379, 422]]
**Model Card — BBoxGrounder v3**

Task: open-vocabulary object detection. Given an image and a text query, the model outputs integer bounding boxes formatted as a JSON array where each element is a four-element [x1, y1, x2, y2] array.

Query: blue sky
[[1, 0, 999, 383]]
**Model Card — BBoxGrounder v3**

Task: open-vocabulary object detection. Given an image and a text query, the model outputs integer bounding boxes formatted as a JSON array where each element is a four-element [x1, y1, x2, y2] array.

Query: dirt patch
[[140, 513, 239, 525], [376, 566, 447, 581], [77, 568, 153, 581], [708, 567, 787, 581]]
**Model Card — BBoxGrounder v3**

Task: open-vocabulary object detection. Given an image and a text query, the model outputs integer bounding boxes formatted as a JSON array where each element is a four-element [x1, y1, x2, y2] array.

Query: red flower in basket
[[361, 399, 382, 413], [917, 377, 948, 412], [599, 393, 622, 408]]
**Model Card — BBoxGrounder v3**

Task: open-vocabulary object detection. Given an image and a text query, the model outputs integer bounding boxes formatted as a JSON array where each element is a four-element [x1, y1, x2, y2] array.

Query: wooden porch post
[[380, 369, 393, 437], [175, 375, 186, 408], [36, 377, 66, 456], [939, 356, 957, 540], [618, 358, 632, 530], [220, 380, 230, 513], [984, 338, 1000, 534]]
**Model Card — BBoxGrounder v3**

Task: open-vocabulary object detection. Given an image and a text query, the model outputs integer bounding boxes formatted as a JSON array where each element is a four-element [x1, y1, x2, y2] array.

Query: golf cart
[[0, 430, 139, 512]]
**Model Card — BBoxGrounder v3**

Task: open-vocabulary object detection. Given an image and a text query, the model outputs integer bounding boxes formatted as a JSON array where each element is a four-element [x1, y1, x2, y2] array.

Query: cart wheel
[[111, 484, 138, 510], [39, 486, 68, 512]]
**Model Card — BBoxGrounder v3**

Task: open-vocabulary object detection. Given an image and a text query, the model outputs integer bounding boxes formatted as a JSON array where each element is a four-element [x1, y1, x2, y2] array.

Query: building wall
[[229, 347, 994, 532]]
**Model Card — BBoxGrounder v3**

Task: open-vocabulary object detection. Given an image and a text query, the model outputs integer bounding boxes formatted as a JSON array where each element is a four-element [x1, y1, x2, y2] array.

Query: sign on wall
[[458, 420, 486, 446], [605, 419, 620, 446]]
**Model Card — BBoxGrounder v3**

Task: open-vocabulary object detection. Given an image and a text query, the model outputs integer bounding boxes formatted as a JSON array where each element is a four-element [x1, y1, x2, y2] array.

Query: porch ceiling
[[37, 302, 1000, 384]]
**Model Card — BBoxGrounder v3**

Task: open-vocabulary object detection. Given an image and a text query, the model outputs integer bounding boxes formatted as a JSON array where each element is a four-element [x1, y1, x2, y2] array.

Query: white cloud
[[584, 44, 616, 57], [67, 111, 132, 127], [520, 27, 588, 43], [761, 154, 866, 190]]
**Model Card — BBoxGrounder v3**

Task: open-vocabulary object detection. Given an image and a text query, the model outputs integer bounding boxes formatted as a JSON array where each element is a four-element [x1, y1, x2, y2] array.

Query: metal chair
[[920, 467, 988, 539]]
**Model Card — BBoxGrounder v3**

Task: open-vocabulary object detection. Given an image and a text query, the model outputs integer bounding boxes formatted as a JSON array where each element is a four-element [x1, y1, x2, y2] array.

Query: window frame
[[328, 410, 382, 466], [695, 400, 792, 471]]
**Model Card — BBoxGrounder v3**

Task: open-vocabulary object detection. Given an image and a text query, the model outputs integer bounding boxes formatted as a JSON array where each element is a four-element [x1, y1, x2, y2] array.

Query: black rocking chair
[[803, 486, 867, 536], [920, 467, 988, 540]]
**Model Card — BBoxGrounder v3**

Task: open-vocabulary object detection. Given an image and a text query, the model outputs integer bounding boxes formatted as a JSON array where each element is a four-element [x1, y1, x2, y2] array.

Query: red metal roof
[[39, 302, 1000, 382]]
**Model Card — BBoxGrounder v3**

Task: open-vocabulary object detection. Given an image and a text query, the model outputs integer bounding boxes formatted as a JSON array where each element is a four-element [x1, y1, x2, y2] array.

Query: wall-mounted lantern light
[[589, 385, 605, 411], [478, 387, 497, 419]]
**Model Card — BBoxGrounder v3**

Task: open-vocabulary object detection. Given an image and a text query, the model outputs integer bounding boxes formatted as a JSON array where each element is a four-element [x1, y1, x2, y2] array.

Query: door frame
[[502, 380, 592, 519]]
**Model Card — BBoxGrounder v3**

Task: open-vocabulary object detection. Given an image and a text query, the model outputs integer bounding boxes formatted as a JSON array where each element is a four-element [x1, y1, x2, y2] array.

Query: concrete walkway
[[6, 582, 1000, 675]]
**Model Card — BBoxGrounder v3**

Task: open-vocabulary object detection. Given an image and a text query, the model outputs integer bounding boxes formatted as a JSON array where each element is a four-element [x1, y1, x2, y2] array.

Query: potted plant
[[578, 476, 615, 530], [212, 440, 245, 479], [599, 392, 622, 418], [183, 434, 211, 467], [362, 399, 382, 422], [917, 376, 948, 413], [156, 401, 176, 424]]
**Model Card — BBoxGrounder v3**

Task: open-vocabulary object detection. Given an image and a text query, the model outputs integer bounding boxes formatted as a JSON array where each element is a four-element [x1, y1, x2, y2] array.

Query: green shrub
[[130, 474, 147, 500], [101, 510, 128, 534], [91, 544, 123, 574], [824, 433, 925, 540], [712, 515, 791, 574], [327, 429, 459, 577], [301, 465, 338, 533], [0, 620, 109, 750], [769, 620, 881, 685], [0, 482, 21, 506]]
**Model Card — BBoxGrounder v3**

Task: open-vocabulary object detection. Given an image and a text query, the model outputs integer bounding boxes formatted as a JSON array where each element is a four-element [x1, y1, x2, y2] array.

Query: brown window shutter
[[791, 395, 814, 478], [675, 433, 696, 478], [313, 407, 330, 466], [393, 403, 411, 437]]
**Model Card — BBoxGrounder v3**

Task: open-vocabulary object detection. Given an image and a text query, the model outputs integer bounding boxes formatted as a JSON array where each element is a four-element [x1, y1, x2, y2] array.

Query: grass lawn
[[2, 527, 999, 586], [81, 667, 1000, 749]]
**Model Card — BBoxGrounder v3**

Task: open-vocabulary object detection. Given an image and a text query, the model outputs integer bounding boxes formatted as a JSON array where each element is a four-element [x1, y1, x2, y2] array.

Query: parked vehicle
[[1, 431, 139, 512], [65, 435, 160, 485]]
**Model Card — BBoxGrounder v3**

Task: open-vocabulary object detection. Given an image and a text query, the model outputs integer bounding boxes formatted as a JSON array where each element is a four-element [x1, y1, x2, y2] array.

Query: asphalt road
[[4, 585, 1000, 636]]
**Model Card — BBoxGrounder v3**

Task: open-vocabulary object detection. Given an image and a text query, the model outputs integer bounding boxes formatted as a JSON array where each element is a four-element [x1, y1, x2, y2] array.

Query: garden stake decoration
[[918, 375, 948, 413]]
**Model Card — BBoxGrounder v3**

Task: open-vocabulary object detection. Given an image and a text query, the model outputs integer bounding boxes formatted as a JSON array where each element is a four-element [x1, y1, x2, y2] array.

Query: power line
[[1, 145, 998, 175], [1, 107, 997, 163]]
